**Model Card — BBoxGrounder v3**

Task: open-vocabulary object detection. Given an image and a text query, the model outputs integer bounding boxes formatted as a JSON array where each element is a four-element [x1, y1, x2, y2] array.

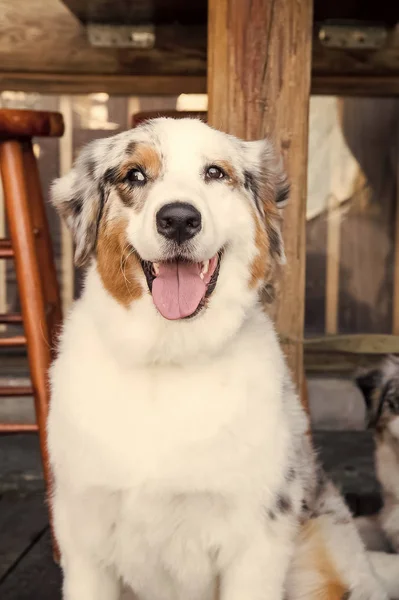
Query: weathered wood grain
[[305, 334, 399, 354], [207, 0, 313, 394], [61, 0, 206, 25], [0, 73, 206, 95], [311, 75, 399, 97], [305, 334, 399, 373], [312, 26, 399, 78], [0, 1, 206, 77], [305, 351, 382, 374]]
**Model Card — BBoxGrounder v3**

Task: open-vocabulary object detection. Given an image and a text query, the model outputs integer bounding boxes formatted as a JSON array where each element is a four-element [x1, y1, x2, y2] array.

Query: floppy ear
[[51, 141, 106, 267], [355, 368, 382, 428], [381, 379, 399, 414], [242, 139, 289, 265]]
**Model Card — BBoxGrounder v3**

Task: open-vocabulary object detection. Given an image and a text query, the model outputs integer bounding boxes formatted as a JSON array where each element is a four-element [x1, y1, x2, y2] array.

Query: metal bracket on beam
[[318, 22, 387, 50], [87, 24, 155, 49]]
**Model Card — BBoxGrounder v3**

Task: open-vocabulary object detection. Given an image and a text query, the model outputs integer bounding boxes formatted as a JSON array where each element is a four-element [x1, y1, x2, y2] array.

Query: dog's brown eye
[[205, 165, 226, 181], [126, 168, 146, 186]]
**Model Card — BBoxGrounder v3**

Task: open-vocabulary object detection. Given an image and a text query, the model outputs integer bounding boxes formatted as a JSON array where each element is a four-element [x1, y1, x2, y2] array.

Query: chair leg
[[0, 139, 59, 559], [22, 139, 63, 352]]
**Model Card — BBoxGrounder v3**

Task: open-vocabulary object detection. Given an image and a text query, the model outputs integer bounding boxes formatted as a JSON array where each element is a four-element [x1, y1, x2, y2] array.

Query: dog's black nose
[[156, 202, 202, 244]]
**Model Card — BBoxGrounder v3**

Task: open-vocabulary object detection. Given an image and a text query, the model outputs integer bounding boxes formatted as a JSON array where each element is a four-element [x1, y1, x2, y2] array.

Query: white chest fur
[[49, 302, 291, 599], [50, 303, 289, 493]]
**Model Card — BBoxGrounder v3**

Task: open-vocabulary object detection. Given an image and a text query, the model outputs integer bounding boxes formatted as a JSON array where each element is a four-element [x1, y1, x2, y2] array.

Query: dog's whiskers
[[119, 244, 136, 293]]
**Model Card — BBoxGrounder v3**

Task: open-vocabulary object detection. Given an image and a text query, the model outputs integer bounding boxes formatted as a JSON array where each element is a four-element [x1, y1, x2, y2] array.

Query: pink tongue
[[152, 261, 206, 320]]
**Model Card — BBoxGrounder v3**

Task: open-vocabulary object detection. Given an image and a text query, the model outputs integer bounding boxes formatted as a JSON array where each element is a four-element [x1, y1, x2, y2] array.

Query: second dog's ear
[[355, 369, 382, 428], [51, 141, 106, 268]]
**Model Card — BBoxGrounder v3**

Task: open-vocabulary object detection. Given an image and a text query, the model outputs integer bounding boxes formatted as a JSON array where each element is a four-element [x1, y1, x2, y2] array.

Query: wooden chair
[[0, 109, 64, 522]]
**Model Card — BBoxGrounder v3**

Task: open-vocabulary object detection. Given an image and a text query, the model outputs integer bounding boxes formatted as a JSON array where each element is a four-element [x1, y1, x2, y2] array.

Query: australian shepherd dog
[[48, 118, 390, 600]]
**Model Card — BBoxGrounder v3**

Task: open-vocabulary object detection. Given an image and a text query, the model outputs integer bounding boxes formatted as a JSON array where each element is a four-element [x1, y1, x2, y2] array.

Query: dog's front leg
[[53, 492, 120, 600], [62, 555, 120, 600], [219, 528, 293, 600]]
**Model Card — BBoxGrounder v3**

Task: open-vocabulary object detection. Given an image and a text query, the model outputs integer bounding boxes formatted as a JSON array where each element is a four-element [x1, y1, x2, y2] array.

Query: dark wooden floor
[[0, 435, 61, 600], [0, 431, 382, 599]]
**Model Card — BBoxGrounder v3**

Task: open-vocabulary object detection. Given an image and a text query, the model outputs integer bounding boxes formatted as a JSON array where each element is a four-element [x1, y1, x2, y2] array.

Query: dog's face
[[356, 356, 399, 438], [52, 118, 288, 328]]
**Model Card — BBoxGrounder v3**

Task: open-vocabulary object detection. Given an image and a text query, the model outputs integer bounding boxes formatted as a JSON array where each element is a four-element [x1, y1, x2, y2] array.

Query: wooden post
[[325, 193, 341, 335], [0, 174, 6, 331], [208, 0, 313, 396], [0, 140, 59, 556], [22, 140, 63, 348]]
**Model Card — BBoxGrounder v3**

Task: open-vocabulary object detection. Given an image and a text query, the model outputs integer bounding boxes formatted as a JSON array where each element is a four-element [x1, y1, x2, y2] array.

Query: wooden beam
[[312, 75, 399, 97], [305, 334, 399, 355], [312, 27, 399, 80], [207, 0, 313, 394], [2, 72, 399, 98], [305, 334, 399, 375], [0, 73, 206, 96], [305, 334, 399, 373], [304, 352, 377, 373], [61, 0, 206, 25]]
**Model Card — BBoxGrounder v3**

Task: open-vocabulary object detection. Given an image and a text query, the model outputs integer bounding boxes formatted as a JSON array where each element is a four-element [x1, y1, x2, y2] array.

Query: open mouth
[[140, 253, 222, 320]]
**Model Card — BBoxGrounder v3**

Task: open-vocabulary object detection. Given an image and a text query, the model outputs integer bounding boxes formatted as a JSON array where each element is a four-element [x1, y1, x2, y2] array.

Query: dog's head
[[52, 118, 288, 345], [356, 356, 399, 437]]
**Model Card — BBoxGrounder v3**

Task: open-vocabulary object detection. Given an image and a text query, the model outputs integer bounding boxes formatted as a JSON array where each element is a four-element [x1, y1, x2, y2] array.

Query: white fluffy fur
[[49, 119, 389, 600], [50, 291, 294, 600]]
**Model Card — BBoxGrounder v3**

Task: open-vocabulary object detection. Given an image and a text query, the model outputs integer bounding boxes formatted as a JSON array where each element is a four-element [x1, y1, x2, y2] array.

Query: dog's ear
[[355, 368, 382, 428], [243, 139, 290, 206], [242, 139, 289, 265], [379, 356, 399, 416], [51, 141, 106, 267], [381, 379, 399, 414], [356, 358, 399, 429]]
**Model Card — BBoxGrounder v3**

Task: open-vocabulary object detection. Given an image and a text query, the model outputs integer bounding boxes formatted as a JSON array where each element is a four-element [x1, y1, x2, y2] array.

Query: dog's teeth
[[200, 273, 205, 280], [153, 262, 160, 275], [202, 260, 210, 275]]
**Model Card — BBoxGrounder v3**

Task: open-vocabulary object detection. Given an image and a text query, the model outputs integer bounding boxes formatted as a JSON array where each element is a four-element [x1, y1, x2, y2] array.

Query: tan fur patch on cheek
[[96, 217, 144, 307]]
